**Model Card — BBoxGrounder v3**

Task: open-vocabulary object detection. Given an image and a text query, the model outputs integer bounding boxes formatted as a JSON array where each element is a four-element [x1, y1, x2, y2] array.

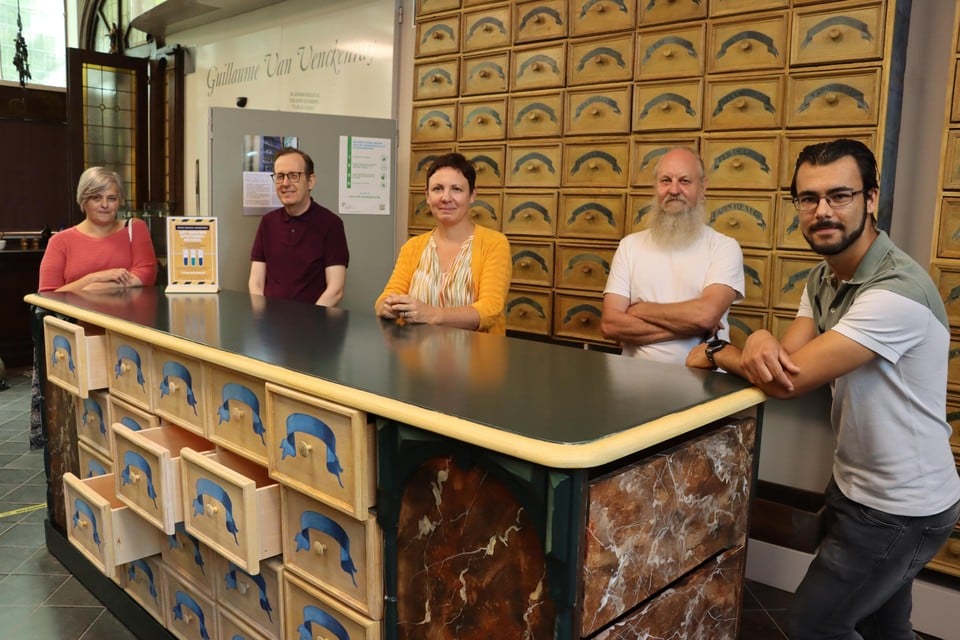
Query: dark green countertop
[[26, 287, 762, 467]]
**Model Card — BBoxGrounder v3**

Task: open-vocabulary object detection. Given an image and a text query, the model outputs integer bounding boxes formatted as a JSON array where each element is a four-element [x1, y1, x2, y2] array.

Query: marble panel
[[581, 419, 755, 635]]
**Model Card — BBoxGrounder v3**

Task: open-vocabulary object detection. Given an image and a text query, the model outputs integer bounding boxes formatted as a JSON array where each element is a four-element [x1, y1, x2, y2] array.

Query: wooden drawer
[[705, 194, 775, 249], [936, 197, 960, 260], [705, 74, 783, 131], [411, 101, 457, 144], [953, 63, 960, 124], [629, 136, 699, 188], [790, 3, 885, 66], [109, 393, 160, 435], [44, 316, 107, 398], [461, 51, 509, 95], [415, 15, 460, 58], [770, 310, 796, 342], [213, 555, 284, 640], [636, 23, 705, 80], [929, 261, 960, 328], [563, 140, 629, 187], [281, 487, 383, 619], [943, 130, 960, 191], [638, 0, 705, 25], [566, 85, 631, 135], [77, 390, 111, 458], [153, 348, 210, 436], [555, 243, 615, 292], [707, 12, 787, 73], [567, 33, 633, 86], [511, 43, 566, 91], [502, 191, 558, 236], [409, 146, 453, 188], [710, 0, 787, 16], [181, 447, 282, 574], [514, 0, 567, 43], [266, 383, 376, 519], [510, 240, 554, 287], [208, 367, 269, 466], [459, 144, 505, 188], [626, 192, 654, 234], [282, 571, 379, 640], [588, 547, 745, 639], [945, 393, 960, 454], [508, 90, 563, 138], [776, 194, 809, 251], [469, 191, 502, 230], [121, 555, 166, 623], [570, 0, 637, 36], [781, 130, 876, 188], [949, 335, 960, 395], [107, 332, 155, 410], [462, 5, 511, 51], [786, 68, 882, 129], [417, 0, 459, 15], [772, 253, 821, 311], [165, 564, 221, 640], [408, 192, 436, 230], [458, 97, 507, 141], [413, 57, 459, 101], [218, 605, 272, 640], [113, 422, 214, 534], [163, 522, 218, 597], [580, 420, 754, 635], [633, 79, 703, 131], [558, 192, 625, 240], [702, 136, 779, 190], [63, 472, 163, 576], [728, 309, 767, 350], [741, 250, 772, 309], [506, 142, 563, 188], [554, 291, 611, 345], [927, 527, 960, 578], [78, 439, 112, 479], [506, 287, 552, 336]]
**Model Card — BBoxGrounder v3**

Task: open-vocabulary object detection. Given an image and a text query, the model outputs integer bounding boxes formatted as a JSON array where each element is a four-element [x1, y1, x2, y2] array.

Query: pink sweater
[[38, 219, 158, 292]]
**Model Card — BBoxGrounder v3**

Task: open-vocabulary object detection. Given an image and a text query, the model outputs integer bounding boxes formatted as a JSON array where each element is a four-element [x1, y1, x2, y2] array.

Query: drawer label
[[82, 398, 106, 436], [217, 383, 266, 445], [225, 561, 274, 621], [643, 36, 697, 62], [114, 345, 146, 388], [71, 498, 101, 549], [712, 147, 771, 173], [298, 605, 350, 640], [570, 150, 623, 176], [172, 591, 211, 640], [801, 16, 873, 48], [282, 413, 345, 487], [120, 451, 159, 507], [295, 510, 359, 586], [639, 93, 696, 119], [193, 478, 240, 544], [716, 31, 779, 60], [159, 361, 199, 415], [51, 335, 76, 376], [86, 459, 107, 478], [120, 416, 144, 431], [798, 83, 869, 112], [128, 559, 159, 602]]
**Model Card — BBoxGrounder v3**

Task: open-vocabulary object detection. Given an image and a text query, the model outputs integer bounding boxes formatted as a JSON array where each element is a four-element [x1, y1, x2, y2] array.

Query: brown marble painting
[[45, 381, 79, 532], [396, 456, 556, 639]]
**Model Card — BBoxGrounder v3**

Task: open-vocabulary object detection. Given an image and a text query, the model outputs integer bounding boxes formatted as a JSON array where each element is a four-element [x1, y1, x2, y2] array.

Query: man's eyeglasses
[[271, 171, 305, 184], [792, 189, 864, 213]]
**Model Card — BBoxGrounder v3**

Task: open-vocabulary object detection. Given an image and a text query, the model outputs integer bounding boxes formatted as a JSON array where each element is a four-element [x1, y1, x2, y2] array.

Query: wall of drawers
[[928, 2, 960, 580], [408, 0, 907, 347], [45, 315, 382, 640]]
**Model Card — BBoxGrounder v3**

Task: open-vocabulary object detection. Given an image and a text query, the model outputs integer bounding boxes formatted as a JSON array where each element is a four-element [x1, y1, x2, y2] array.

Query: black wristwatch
[[705, 338, 729, 370]]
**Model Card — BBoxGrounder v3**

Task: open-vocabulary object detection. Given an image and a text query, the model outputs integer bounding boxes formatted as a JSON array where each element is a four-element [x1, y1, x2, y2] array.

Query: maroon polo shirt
[[250, 199, 350, 303]]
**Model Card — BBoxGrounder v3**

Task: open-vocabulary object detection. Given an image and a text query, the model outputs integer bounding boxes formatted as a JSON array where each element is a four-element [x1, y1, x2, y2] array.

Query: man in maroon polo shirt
[[248, 147, 349, 305]]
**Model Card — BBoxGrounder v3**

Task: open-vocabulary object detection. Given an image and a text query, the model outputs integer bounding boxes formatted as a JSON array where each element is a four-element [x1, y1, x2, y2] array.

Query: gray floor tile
[[0, 573, 69, 605], [2, 483, 46, 503], [3, 452, 44, 470], [27, 605, 102, 640], [13, 548, 69, 575], [0, 522, 46, 548], [80, 610, 139, 640], [0, 605, 40, 636], [0, 468, 42, 484], [45, 576, 104, 607]]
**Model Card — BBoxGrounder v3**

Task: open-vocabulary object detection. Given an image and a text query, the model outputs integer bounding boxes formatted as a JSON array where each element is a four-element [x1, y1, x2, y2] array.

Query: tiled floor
[[0, 365, 945, 639]]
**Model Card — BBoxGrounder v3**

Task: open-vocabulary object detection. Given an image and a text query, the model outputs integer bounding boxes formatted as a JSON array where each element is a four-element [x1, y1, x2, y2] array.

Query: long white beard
[[648, 198, 706, 250]]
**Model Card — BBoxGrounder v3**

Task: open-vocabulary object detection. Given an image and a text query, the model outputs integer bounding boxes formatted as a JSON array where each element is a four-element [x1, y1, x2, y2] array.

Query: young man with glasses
[[688, 138, 960, 639], [248, 147, 349, 305]]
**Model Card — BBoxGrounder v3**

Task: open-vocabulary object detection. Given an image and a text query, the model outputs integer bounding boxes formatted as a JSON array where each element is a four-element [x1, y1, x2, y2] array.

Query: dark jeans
[[789, 478, 960, 640]]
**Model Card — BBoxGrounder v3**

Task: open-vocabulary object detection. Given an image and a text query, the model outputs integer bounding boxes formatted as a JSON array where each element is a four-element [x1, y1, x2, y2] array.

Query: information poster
[[166, 217, 220, 293], [338, 135, 391, 215]]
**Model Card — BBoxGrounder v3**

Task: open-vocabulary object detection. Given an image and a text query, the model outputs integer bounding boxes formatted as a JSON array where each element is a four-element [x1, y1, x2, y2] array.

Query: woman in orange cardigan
[[375, 153, 511, 335]]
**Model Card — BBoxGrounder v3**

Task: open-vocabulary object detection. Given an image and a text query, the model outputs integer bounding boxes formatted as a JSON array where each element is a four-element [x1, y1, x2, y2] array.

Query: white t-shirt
[[604, 226, 745, 363]]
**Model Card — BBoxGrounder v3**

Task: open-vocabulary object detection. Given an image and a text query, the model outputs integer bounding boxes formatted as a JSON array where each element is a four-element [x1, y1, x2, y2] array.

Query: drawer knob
[[662, 48, 674, 59], [531, 62, 542, 72], [824, 93, 839, 105], [727, 218, 741, 229], [483, 24, 493, 33], [828, 27, 842, 41], [205, 503, 219, 516], [584, 212, 595, 222], [519, 258, 530, 269], [120, 362, 131, 374], [735, 98, 747, 111], [527, 112, 540, 122], [129, 470, 141, 484], [427, 118, 439, 129], [430, 74, 443, 84], [579, 317, 592, 326], [479, 69, 490, 79], [948, 539, 960, 555], [731, 159, 743, 169], [475, 115, 487, 125], [596, 3, 606, 13], [168, 380, 180, 393], [659, 102, 671, 112], [740, 40, 752, 52], [518, 309, 528, 318], [431, 31, 445, 41], [313, 541, 328, 555], [298, 442, 314, 457], [231, 406, 246, 419], [594, 55, 605, 66], [590, 107, 600, 117], [534, 14, 545, 25], [77, 517, 89, 529], [587, 161, 599, 171], [526, 163, 539, 173], [182, 611, 193, 624], [237, 582, 249, 595], [581, 265, 593, 275], [522, 211, 532, 220]]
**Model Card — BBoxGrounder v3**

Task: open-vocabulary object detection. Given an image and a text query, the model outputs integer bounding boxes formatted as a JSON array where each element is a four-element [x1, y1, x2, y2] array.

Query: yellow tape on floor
[[0, 503, 45, 519]]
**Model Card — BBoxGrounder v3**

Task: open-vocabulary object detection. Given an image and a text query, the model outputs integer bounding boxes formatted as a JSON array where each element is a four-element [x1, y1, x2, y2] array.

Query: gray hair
[[76, 166, 124, 207]]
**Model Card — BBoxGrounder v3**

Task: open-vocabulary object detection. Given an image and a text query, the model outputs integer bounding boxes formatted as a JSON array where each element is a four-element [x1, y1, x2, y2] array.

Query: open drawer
[[44, 316, 107, 398]]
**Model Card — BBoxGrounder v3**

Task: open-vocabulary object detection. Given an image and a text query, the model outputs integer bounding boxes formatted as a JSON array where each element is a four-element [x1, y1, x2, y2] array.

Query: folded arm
[[601, 283, 738, 344]]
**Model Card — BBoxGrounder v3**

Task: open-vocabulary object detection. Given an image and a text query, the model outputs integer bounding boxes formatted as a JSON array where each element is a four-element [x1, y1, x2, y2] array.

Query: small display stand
[[165, 217, 219, 293]]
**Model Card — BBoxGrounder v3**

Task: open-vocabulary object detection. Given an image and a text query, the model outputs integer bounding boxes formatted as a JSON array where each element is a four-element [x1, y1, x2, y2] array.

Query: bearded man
[[600, 146, 745, 362]]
